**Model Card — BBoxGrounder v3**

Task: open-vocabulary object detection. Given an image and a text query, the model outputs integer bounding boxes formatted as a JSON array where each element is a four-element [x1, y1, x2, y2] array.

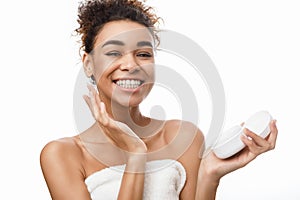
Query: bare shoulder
[[159, 119, 205, 162], [40, 137, 92, 199], [164, 119, 204, 145], [40, 137, 82, 162], [40, 136, 85, 178]]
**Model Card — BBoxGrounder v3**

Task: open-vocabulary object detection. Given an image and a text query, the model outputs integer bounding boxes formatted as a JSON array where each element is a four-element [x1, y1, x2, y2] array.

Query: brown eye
[[137, 52, 153, 58]]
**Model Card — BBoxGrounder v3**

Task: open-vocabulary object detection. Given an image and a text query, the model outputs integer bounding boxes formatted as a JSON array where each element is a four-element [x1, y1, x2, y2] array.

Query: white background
[[0, 0, 299, 199]]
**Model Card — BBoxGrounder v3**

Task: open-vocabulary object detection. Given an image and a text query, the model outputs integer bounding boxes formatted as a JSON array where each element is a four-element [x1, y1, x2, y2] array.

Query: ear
[[82, 52, 94, 77]]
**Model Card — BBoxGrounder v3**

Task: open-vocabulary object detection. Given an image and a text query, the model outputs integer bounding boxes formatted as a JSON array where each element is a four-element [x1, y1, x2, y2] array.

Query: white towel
[[85, 159, 186, 200]]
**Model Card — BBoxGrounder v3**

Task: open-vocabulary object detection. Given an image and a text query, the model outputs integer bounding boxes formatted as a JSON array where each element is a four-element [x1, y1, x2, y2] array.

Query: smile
[[115, 79, 143, 89]]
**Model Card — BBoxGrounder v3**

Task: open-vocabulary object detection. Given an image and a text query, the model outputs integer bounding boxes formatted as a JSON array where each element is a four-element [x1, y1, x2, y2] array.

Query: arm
[[118, 154, 146, 200], [177, 122, 204, 200], [40, 139, 91, 200], [195, 160, 219, 200]]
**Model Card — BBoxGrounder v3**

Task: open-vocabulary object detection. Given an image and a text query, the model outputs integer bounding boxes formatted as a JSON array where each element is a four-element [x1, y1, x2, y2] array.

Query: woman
[[40, 0, 278, 199]]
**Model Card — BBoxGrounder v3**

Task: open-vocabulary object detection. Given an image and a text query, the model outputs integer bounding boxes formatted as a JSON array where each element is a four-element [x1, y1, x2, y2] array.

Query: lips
[[114, 79, 144, 89]]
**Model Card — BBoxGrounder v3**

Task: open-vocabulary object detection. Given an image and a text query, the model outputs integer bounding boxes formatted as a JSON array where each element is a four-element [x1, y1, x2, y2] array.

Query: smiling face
[[83, 20, 155, 108]]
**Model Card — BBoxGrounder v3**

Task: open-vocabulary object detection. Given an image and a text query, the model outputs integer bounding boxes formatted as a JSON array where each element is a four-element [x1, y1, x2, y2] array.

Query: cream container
[[213, 111, 273, 159]]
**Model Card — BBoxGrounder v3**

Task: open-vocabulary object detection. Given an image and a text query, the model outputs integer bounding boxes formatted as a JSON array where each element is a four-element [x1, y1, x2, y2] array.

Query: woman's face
[[87, 20, 155, 107]]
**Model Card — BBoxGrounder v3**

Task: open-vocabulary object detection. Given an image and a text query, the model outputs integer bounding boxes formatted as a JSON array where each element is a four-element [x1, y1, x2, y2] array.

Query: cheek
[[92, 58, 115, 83], [143, 64, 155, 81]]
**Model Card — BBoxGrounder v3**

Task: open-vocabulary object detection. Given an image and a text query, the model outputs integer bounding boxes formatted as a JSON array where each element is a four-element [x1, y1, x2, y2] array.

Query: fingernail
[[241, 133, 252, 141], [100, 102, 105, 113], [100, 102, 105, 108]]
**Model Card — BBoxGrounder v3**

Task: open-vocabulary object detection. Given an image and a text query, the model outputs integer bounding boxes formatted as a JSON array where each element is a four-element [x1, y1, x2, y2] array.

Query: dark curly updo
[[75, 0, 160, 54]]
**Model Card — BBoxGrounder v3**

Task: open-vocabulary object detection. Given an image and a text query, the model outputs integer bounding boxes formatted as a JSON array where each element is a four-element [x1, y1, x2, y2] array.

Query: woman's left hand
[[200, 120, 278, 182]]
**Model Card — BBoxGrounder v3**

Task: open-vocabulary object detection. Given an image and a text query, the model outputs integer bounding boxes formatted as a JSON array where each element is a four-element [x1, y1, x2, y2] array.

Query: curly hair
[[75, 0, 161, 54]]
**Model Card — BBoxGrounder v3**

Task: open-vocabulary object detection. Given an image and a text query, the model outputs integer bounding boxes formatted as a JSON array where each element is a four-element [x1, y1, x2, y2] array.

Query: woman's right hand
[[84, 85, 147, 200], [83, 84, 147, 154]]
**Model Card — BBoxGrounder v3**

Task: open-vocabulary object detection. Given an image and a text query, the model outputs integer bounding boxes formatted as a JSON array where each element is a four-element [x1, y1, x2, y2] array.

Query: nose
[[119, 53, 140, 73]]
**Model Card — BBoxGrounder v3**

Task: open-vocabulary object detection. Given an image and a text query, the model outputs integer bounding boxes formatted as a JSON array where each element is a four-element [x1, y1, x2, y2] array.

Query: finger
[[87, 83, 98, 96], [99, 102, 110, 125], [83, 94, 98, 118], [87, 84, 112, 127], [86, 84, 99, 108], [243, 128, 267, 147], [234, 144, 257, 164], [240, 134, 261, 155], [89, 84, 103, 116], [89, 90, 101, 120], [266, 120, 278, 150], [241, 129, 270, 155], [87, 83, 96, 93], [83, 95, 92, 111], [95, 90, 102, 109]]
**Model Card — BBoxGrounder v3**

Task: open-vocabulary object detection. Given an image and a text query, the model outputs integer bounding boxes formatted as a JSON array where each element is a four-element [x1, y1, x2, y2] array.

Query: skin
[[40, 20, 278, 200]]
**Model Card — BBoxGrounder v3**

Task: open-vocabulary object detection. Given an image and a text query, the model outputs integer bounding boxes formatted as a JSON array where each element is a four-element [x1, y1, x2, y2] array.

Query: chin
[[112, 95, 146, 108], [110, 84, 152, 107]]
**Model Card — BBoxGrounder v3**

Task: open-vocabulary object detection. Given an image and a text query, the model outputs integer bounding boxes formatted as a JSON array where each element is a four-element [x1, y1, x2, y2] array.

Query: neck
[[109, 102, 148, 126], [101, 97, 149, 130], [99, 98, 164, 138]]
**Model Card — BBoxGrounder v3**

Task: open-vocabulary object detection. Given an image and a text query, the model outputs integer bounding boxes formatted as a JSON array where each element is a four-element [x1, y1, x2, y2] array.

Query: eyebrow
[[101, 40, 153, 48], [137, 41, 153, 48], [101, 40, 125, 48]]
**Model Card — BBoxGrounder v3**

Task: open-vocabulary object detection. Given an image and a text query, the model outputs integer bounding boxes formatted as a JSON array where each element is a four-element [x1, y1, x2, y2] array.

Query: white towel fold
[[85, 159, 186, 200]]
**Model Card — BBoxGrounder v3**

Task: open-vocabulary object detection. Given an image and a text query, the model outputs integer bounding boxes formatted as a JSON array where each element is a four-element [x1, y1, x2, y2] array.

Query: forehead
[[94, 20, 154, 48]]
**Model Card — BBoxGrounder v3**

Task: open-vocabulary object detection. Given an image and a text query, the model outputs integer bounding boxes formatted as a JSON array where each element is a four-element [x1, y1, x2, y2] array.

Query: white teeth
[[115, 79, 142, 89]]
